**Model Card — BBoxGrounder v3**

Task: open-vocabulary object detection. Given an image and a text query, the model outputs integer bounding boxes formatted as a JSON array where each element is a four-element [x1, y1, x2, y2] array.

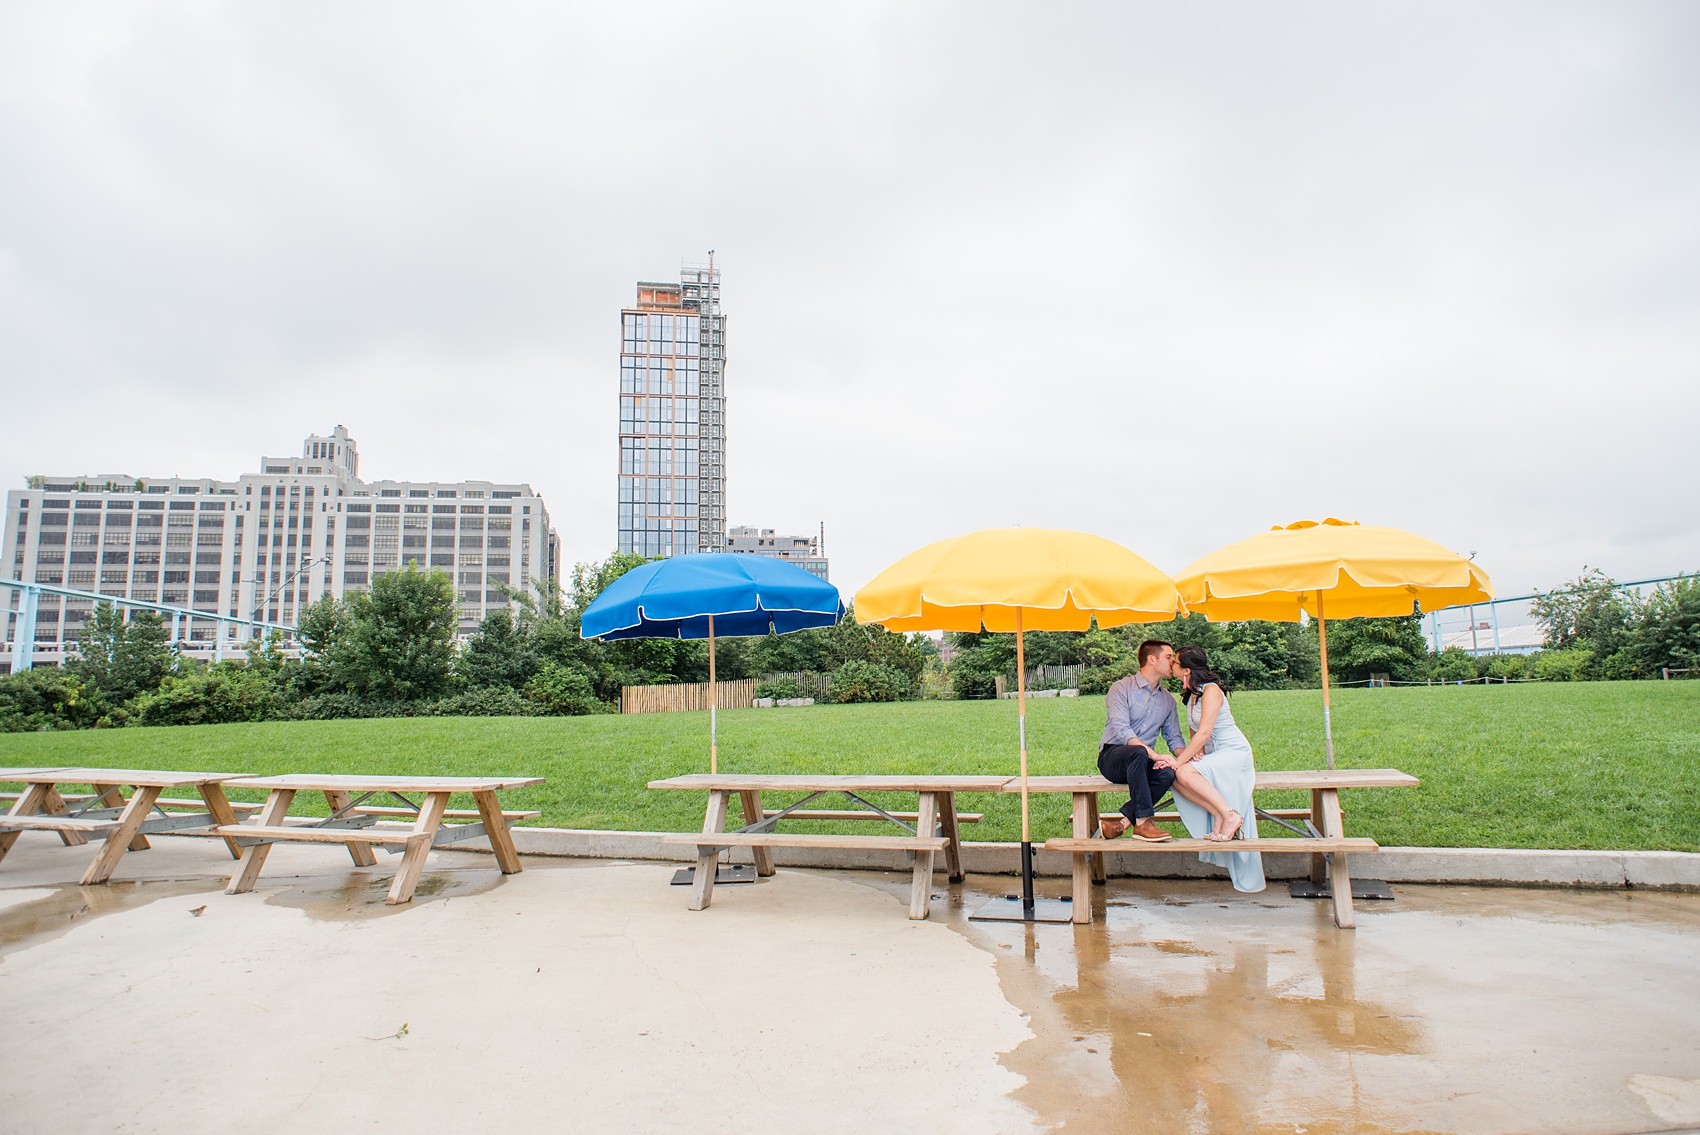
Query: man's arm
[[1106, 682, 1139, 746]]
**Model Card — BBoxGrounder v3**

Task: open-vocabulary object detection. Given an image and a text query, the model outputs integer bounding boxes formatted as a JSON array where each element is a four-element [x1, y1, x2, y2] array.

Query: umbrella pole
[[1316, 595, 1336, 770], [710, 615, 717, 774], [1016, 609, 1035, 918]]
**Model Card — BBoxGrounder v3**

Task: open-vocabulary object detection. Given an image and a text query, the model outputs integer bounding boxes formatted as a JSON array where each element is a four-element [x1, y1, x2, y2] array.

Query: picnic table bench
[[649, 774, 1011, 919], [0, 767, 251, 885], [1027, 768, 1419, 928], [216, 774, 543, 905]]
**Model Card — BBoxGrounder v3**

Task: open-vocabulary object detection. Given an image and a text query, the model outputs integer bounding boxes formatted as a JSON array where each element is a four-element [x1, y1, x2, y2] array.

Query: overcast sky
[[3, 2, 1696, 611]]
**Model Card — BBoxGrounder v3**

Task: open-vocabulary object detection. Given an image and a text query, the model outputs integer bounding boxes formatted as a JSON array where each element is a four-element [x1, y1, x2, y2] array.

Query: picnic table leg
[[41, 787, 89, 847], [197, 782, 244, 859], [1309, 789, 1328, 887], [738, 790, 775, 877], [1086, 795, 1107, 885], [1319, 788, 1355, 930], [909, 792, 939, 920], [938, 791, 964, 883], [386, 792, 450, 905], [227, 789, 296, 894], [92, 784, 150, 852], [324, 790, 378, 868], [80, 786, 162, 885], [689, 790, 729, 911], [472, 790, 523, 875], [1068, 793, 1092, 924], [0, 783, 53, 865]]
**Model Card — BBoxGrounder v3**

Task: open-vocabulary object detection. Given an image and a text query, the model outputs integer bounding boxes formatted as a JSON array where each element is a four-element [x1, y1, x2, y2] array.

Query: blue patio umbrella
[[581, 553, 843, 773]]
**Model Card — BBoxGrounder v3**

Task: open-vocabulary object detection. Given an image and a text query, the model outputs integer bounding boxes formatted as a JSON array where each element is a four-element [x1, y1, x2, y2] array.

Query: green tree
[[1633, 575, 1700, 675], [1532, 569, 1640, 659], [456, 608, 539, 690], [72, 605, 179, 708], [1324, 613, 1429, 683], [339, 568, 459, 700]]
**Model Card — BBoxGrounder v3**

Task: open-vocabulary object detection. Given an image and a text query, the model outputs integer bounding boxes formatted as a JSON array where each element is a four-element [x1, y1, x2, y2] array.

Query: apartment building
[[724, 525, 829, 580], [4, 426, 558, 663], [616, 260, 728, 558]]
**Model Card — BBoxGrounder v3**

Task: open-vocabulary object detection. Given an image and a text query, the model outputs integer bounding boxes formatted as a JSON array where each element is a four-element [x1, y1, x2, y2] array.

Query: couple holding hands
[[1096, 640, 1265, 892]]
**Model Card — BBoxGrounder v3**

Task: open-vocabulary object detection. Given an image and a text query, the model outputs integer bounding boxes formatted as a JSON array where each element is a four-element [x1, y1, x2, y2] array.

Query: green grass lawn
[[2, 682, 1696, 850]]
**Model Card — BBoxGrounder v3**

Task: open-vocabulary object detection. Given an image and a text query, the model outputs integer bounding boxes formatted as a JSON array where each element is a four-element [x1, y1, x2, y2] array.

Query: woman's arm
[[1170, 685, 1223, 765]]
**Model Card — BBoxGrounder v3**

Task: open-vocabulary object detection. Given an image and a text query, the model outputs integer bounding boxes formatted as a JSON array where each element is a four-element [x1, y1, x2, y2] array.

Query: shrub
[[754, 675, 806, 700], [1533, 648, 1591, 682], [830, 660, 910, 703], [1482, 654, 1529, 681], [422, 688, 539, 717], [1432, 648, 1478, 683], [0, 667, 102, 732], [524, 660, 605, 715], [130, 665, 286, 726], [951, 665, 998, 700]]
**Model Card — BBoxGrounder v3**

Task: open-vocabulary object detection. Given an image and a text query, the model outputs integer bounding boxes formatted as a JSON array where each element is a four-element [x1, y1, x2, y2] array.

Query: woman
[[1164, 644, 1265, 893]]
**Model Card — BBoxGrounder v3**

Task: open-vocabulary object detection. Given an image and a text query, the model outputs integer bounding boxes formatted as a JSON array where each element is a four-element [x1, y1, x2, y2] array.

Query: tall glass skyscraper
[[616, 261, 727, 558]]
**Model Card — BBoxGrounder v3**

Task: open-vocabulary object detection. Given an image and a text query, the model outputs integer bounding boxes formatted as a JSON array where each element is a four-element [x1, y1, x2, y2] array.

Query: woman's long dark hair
[[1177, 644, 1229, 704]]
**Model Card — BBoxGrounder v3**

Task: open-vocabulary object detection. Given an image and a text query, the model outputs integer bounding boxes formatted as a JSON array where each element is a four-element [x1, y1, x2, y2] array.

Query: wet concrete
[[2, 831, 1698, 1133], [851, 872, 1700, 1135]]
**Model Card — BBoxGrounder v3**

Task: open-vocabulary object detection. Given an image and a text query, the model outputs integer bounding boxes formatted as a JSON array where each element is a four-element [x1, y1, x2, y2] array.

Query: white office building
[[5, 426, 559, 665], [724, 525, 829, 580]]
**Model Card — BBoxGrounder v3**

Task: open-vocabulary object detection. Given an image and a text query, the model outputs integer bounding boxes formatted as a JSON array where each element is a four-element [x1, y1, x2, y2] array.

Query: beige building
[[4, 426, 558, 664], [724, 525, 829, 580]]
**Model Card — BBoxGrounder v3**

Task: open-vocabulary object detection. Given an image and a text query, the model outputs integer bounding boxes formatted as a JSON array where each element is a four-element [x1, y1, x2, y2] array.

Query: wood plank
[[157, 796, 262, 813], [226, 789, 296, 894], [324, 790, 378, 867], [759, 809, 983, 823], [227, 774, 542, 793], [1155, 808, 1314, 822], [473, 790, 523, 875], [690, 791, 730, 912], [650, 774, 1015, 793], [386, 792, 450, 905], [80, 785, 162, 885], [196, 781, 245, 860], [0, 768, 74, 781], [1086, 795, 1107, 885], [213, 825, 416, 845], [51, 769, 253, 788], [1043, 836, 1378, 853], [1320, 788, 1356, 929], [42, 786, 90, 847], [662, 832, 951, 851], [910, 793, 939, 919], [91, 784, 149, 852], [0, 782, 53, 864], [1069, 793, 1092, 924], [1310, 789, 1328, 886], [1012, 770, 1418, 793], [938, 791, 965, 883], [0, 815, 123, 833], [351, 806, 540, 820], [740, 790, 775, 878]]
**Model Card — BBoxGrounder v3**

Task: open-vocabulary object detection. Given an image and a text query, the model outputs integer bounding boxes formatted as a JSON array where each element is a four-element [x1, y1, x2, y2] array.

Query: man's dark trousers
[[1098, 743, 1175, 822]]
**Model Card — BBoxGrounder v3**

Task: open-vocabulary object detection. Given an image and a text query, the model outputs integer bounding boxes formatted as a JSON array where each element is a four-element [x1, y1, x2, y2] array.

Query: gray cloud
[[2, 1, 1696, 603]]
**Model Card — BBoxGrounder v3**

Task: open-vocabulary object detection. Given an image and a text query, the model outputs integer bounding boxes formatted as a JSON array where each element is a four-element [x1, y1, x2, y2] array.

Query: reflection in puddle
[[261, 864, 506, 921]]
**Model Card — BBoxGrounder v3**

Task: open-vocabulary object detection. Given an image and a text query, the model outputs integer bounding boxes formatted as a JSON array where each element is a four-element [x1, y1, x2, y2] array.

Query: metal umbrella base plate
[[671, 865, 758, 886], [1289, 878, 1395, 901], [969, 895, 1075, 923]]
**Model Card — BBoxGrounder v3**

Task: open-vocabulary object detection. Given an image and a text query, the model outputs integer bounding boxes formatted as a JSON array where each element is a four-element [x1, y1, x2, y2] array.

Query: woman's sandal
[[1209, 811, 1243, 843]]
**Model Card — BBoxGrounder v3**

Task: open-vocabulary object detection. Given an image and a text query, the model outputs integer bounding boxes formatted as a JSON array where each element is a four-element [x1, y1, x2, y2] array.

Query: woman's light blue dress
[[1173, 685, 1266, 893]]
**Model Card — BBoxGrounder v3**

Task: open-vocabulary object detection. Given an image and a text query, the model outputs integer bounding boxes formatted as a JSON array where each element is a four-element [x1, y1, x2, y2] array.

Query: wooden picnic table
[[217, 774, 543, 905], [1024, 768, 1420, 928], [649, 774, 1013, 919], [0, 767, 251, 885]]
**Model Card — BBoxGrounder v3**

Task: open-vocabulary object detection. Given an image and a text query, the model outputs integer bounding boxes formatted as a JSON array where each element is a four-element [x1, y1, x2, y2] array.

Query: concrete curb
[[462, 827, 1700, 891]]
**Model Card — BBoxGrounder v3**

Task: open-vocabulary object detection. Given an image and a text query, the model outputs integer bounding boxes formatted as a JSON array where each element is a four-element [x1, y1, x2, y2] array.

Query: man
[[1098, 639, 1185, 841]]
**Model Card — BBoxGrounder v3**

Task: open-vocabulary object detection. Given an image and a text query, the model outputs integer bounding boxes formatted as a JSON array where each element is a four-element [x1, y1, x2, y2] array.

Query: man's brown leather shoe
[[1128, 818, 1173, 843], [1100, 815, 1130, 839]]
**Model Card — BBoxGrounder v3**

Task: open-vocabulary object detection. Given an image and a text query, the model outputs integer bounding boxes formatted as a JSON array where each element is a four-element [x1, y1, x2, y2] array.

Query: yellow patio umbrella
[[856, 527, 1182, 922], [1173, 518, 1494, 768]]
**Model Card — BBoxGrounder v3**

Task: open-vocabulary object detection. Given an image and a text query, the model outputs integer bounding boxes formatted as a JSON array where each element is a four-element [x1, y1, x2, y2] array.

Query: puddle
[[835, 869, 1700, 1135], [259, 863, 508, 921], [0, 878, 222, 958]]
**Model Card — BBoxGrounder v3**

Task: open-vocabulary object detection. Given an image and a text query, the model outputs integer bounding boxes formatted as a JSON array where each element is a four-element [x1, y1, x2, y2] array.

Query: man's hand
[[1151, 754, 1177, 771]]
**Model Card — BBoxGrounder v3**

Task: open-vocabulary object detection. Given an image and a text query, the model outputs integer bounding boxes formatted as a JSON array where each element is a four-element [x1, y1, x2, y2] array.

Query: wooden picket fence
[[621, 678, 758, 714]]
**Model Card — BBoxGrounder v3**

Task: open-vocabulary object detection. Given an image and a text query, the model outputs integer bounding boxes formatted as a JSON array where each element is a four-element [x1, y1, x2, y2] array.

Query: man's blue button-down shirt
[[1101, 671, 1185, 754]]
